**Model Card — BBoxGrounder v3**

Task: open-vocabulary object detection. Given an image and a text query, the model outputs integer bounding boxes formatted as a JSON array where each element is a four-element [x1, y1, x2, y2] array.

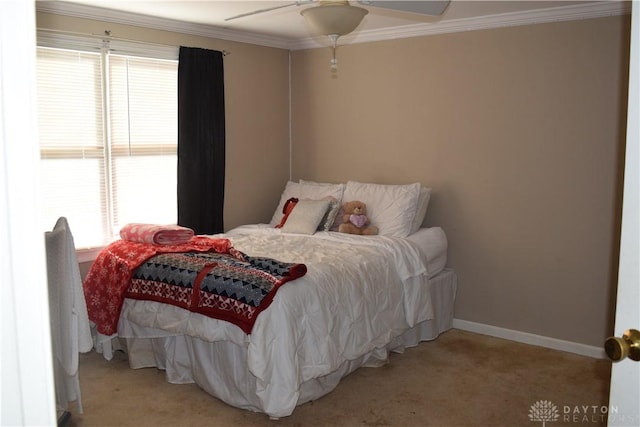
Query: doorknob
[[605, 329, 640, 362]]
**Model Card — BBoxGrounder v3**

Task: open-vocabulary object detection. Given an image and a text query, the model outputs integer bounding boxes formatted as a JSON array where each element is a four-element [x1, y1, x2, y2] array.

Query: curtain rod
[[38, 28, 231, 56]]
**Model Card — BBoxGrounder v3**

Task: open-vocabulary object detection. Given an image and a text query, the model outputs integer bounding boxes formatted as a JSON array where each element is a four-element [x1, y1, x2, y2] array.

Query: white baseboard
[[452, 319, 607, 359]]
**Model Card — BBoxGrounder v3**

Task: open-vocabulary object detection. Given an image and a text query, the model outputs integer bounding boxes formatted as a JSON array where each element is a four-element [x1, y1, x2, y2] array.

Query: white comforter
[[119, 225, 434, 417]]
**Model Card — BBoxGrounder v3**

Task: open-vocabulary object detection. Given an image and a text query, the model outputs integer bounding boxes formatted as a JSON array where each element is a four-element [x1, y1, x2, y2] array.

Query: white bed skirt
[[101, 268, 457, 417]]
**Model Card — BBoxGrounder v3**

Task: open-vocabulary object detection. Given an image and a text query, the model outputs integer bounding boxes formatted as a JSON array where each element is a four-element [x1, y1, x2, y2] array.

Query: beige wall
[[291, 16, 631, 347], [39, 11, 631, 348], [36, 12, 291, 231]]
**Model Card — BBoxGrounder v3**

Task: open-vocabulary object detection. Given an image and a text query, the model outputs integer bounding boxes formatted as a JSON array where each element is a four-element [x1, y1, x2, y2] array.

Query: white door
[[607, 2, 640, 427], [0, 1, 57, 426]]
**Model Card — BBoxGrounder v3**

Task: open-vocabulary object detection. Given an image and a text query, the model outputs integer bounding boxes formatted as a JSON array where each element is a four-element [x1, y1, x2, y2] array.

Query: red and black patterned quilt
[[126, 248, 307, 334], [83, 237, 306, 335]]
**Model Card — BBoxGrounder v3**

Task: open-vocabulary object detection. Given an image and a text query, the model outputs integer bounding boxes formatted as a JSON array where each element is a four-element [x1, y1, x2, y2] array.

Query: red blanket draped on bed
[[84, 237, 232, 335]]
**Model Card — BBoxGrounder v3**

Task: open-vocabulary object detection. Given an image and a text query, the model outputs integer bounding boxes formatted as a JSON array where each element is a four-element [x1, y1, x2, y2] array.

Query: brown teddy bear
[[338, 200, 378, 235]]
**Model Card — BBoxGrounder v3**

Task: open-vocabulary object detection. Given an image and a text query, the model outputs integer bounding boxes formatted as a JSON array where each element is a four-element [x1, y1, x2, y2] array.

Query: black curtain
[[177, 47, 225, 234]]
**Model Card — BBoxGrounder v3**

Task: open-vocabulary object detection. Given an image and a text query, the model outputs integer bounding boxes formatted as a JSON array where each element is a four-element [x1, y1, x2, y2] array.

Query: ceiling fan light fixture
[[301, 3, 368, 37]]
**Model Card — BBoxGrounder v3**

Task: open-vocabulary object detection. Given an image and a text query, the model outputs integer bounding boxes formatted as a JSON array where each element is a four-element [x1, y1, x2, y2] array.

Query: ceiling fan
[[225, 1, 451, 25], [226, 1, 450, 69]]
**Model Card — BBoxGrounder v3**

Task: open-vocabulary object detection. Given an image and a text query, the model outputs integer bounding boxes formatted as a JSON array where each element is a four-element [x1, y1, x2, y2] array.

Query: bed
[[84, 180, 457, 419]]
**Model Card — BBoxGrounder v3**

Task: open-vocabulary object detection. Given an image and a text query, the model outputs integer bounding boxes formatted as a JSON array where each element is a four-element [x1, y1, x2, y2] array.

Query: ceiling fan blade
[[357, 0, 450, 16], [225, 1, 313, 22]]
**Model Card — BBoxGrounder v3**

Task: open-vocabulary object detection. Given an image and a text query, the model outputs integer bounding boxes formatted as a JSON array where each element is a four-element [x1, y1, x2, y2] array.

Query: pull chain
[[328, 34, 339, 71]]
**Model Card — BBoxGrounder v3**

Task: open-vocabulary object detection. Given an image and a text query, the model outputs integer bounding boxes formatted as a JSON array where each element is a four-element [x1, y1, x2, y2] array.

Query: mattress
[[406, 226, 448, 278], [93, 226, 449, 352]]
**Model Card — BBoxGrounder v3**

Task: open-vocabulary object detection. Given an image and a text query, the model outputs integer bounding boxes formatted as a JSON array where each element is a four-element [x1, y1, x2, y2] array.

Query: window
[[36, 40, 178, 250]]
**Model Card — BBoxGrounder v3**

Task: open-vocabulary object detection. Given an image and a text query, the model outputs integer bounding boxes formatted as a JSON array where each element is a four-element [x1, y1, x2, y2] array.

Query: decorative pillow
[[275, 197, 299, 229], [342, 181, 421, 238], [269, 181, 344, 226], [317, 196, 341, 231], [280, 200, 331, 235], [410, 187, 432, 234], [299, 181, 347, 231]]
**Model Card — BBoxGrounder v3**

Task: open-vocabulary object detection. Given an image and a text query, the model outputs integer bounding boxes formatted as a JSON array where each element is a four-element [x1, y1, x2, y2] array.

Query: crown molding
[[37, 1, 631, 52], [36, 1, 294, 49], [291, 1, 632, 49]]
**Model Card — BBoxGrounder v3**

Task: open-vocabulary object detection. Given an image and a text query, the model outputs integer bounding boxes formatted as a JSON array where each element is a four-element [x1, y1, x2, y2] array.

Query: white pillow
[[342, 181, 421, 238], [269, 181, 344, 226], [280, 200, 330, 235], [299, 179, 340, 186], [410, 187, 432, 234]]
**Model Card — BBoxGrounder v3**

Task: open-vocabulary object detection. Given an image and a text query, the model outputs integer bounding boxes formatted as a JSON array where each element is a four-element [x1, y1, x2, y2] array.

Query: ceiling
[[39, 1, 629, 49]]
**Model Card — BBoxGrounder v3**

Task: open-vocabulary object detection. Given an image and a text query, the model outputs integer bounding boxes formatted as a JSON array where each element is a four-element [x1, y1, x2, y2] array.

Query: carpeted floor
[[66, 329, 611, 427]]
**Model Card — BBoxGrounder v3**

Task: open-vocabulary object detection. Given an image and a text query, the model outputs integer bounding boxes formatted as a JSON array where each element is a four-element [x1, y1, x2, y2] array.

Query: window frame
[[36, 30, 180, 261]]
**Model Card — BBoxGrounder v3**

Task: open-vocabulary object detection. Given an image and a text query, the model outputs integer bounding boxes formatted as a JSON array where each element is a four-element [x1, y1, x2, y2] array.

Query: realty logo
[[529, 400, 560, 426]]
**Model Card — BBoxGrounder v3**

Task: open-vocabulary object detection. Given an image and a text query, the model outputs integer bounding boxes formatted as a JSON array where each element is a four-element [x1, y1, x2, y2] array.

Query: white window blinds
[[37, 45, 178, 249]]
